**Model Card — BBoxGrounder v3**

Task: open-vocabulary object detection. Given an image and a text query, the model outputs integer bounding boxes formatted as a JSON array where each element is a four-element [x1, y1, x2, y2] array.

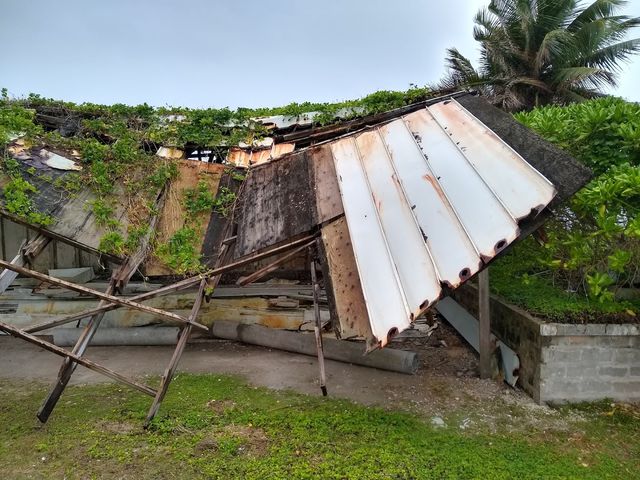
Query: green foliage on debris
[[0, 376, 638, 479], [155, 226, 202, 274], [1, 85, 433, 262], [491, 97, 640, 318]]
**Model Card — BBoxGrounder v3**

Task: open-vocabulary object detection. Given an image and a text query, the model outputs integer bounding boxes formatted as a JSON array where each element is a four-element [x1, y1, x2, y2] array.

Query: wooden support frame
[[478, 268, 491, 379], [310, 254, 328, 397], [0, 259, 210, 333], [0, 228, 318, 425], [0, 234, 50, 294], [0, 320, 156, 396]]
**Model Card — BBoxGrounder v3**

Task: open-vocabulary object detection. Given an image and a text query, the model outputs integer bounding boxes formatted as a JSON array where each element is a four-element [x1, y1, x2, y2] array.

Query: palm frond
[[579, 37, 640, 72], [568, 0, 627, 31]]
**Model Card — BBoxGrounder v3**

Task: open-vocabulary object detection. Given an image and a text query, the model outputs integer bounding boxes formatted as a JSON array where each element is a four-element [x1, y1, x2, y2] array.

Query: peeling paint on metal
[[227, 143, 295, 168], [330, 100, 557, 348], [42, 150, 82, 171]]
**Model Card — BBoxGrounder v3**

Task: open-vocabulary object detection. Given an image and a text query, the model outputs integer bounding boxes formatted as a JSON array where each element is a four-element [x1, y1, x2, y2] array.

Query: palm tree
[[439, 0, 640, 110]]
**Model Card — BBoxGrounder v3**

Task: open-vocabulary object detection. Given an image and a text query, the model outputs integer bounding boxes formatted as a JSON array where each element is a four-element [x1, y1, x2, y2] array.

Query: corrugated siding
[[331, 99, 556, 348]]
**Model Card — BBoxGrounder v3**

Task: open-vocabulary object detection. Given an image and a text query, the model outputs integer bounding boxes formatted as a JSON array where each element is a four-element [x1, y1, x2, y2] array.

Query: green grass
[[1, 375, 638, 479], [490, 239, 639, 323]]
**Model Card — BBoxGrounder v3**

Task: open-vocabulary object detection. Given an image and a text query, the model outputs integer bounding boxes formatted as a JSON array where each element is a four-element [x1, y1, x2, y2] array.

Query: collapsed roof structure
[[0, 91, 590, 425]]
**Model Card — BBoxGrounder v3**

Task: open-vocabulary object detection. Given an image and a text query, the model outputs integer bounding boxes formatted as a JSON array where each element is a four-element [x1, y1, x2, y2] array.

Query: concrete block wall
[[539, 325, 640, 403], [451, 284, 640, 404]]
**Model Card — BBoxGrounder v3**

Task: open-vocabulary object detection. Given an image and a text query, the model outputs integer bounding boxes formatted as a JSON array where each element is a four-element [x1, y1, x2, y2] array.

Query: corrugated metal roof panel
[[227, 143, 295, 168], [330, 100, 557, 348]]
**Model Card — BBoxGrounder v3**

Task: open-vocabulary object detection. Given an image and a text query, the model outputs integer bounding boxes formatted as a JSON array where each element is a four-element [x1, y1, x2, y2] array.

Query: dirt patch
[[390, 316, 479, 378], [206, 399, 237, 414], [96, 420, 138, 435], [195, 424, 270, 457]]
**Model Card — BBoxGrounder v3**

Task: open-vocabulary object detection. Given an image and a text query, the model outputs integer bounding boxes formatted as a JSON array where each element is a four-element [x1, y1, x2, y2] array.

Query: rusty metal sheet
[[428, 99, 556, 220], [309, 144, 343, 224], [227, 143, 295, 168], [378, 120, 480, 286], [329, 100, 557, 348], [320, 217, 373, 347], [331, 138, 411, 345]]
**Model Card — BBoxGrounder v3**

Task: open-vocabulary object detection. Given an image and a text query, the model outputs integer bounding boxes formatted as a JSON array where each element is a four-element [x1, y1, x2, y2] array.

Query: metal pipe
[[50, 327, 181, 346], [210, 320, 419, 374]]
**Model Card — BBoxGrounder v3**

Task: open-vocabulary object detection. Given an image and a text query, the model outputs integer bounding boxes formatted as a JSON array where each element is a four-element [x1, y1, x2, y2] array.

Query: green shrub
[[514, 98, 640, 303]]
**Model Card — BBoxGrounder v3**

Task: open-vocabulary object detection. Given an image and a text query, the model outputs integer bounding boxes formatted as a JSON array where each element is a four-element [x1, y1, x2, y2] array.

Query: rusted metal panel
[[354, 130, 441, 317], [331, 138, 411, 346], [233, 152, 317, 258], [226, 143, 295, 168], [429, 99, 556, 220], [320, 217, 373, 347], [404, 108, 520, 260], [379, 120, 480, 286], [330, 100, 558, 348], [309, 144, 343, 224]]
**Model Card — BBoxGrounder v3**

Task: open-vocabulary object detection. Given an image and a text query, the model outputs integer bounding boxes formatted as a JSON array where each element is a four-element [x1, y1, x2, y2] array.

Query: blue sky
[[1, 0, 639, 108]]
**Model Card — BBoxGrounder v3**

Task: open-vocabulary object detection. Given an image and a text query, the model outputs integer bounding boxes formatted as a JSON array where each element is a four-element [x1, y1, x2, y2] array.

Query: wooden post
[[144, 278, 207, 427], [478, 268, 491, 379], [37, 280, 118, 422], [144, 230, 235, 426], [310, 257, 327, 396]]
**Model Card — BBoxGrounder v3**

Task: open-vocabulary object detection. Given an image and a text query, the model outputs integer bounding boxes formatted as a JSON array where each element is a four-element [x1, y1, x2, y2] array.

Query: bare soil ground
[[0, 318, 571, 435]]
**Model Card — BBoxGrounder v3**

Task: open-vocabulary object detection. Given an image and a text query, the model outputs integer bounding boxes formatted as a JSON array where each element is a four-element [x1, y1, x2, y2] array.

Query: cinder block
[[542, 346, 581, 364], [598, 366, 629, 378], [539, 364, 566, 379], [581, 348, 614, 363], [48, 267, 95, 284], [630, 367, 640, 377], [580, 380, 613, 395], [612, 382, 640, 395], [566, 366, 598, 378], [615, 349, 640, 364]]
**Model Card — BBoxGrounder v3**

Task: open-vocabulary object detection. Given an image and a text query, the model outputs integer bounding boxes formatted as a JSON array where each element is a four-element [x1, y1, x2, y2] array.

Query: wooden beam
[[0, 320, 156, 397], [0, 258, 209, 333], [236, 241, 313, 286], [0, 234, 50, 294], [36, 281, 117, 422], [310, 256, 327, 396], [144, 278, 207, 427], [144, 231, 235, 426], [478, 268, 491, 379]]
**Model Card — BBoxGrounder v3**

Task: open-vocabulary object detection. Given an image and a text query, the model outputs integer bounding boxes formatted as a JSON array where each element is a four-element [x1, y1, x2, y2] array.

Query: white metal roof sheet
[[330, 98, 556, 348]]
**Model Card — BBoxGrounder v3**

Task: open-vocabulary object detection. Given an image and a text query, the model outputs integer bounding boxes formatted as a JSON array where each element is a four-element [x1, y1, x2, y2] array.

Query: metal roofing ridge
[[424, 103, 519, 231], [397, 114, 482, 265], [350, 135, 412, 319], [449, 97, 557, 198]]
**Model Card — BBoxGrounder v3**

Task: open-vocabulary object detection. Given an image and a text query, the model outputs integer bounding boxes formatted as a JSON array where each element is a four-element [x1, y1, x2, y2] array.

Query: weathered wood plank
[[309, 144, 343, 225], [320, 217, 374, 349], [234, 151, 317, 257], [145, 161, 226, 276]]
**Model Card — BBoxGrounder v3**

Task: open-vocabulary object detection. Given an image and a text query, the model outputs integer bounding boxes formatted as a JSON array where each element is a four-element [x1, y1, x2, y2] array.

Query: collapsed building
[[0, 91, 590, 425]]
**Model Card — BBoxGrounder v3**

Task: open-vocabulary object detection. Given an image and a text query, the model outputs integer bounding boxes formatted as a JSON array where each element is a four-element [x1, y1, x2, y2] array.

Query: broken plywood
[[320, 217, 373, 349], [233, 145, 343, 258], [144, 160, 225, 276]]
